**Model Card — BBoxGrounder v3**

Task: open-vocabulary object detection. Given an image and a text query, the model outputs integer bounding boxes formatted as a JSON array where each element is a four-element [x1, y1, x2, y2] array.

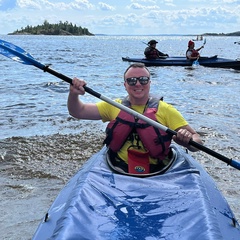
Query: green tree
[[9, 20, 94, 36]]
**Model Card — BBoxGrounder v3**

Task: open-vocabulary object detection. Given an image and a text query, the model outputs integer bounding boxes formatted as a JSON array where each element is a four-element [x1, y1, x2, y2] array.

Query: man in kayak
[[144, 39, 169, 59], [186, 40, 204, 60], [68, 63, 203, 174]]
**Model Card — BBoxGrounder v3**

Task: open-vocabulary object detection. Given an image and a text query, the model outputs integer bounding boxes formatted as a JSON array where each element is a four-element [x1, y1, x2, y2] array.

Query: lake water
[[0, 34, 240, 239]]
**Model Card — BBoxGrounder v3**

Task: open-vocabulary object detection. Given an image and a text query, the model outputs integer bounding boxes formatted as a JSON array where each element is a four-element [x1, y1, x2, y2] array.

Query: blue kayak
[[33, 144, 240, 239], [122, 55, 240, 70]]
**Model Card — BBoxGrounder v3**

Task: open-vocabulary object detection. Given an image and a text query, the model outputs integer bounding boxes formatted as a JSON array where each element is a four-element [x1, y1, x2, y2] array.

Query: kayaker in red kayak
[[144, 39, 169, 59], [68, 63, 203, 174], [186, 40, 204, 60]]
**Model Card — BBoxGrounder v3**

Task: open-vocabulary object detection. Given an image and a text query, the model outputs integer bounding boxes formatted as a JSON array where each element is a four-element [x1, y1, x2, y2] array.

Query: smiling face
[[124, 64, 151, 105]]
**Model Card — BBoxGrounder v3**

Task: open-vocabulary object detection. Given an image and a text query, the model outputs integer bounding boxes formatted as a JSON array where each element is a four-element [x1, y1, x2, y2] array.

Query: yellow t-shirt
[[96, 99, 188, 163]]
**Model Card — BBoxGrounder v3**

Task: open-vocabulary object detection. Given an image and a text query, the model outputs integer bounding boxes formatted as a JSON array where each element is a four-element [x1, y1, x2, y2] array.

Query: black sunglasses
[[125, 76, 150, 86]]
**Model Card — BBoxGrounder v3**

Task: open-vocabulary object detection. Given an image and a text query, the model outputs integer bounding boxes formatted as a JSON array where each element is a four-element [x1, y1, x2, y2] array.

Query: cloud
[[131, 0, 157, 3], [0, 0, 239, 35], [128, 3, 145, 10], [127, 3, 160, 10], [17, 0, 42, 9], [99, 2, 115, 11], [223, 0, 239, 3], [101, 5, 239, 35], [70, 0, 95, 10], [15, 0, 95, 11]]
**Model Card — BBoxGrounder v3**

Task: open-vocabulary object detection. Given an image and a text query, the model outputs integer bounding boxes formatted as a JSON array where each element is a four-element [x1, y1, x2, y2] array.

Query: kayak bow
[[32, 145, 240, 239]]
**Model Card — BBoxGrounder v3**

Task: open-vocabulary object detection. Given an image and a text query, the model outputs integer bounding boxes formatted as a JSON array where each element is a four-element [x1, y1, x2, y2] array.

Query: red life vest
[[186, 49, 199, 59], [104, 97, 172, 160], [145, 48, 159, 59]]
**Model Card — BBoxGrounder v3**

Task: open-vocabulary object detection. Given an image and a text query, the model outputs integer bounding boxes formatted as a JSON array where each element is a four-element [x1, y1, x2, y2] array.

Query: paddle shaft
[[192, 38, 206, 65], [84, 87, 240, 170], [0, 39, 240, 170], [41, 65, 240, 169], [142, 41, 148, 46]]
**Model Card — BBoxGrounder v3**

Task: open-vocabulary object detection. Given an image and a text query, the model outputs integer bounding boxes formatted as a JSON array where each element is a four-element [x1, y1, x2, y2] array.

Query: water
[[0, 35, 239, 239]]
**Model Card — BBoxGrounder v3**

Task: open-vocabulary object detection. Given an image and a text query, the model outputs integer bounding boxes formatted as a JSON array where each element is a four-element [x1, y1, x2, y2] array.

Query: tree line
[[203, 31, 240, 36], [9, 20, 94, 36]]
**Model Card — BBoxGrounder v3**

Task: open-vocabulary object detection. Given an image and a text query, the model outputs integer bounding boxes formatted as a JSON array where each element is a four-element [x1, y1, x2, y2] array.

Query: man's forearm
[[67, 93, 84, 119]]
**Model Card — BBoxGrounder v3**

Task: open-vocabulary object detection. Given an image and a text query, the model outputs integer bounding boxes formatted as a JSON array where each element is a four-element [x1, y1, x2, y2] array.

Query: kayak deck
[[33, 145, 240, 239]]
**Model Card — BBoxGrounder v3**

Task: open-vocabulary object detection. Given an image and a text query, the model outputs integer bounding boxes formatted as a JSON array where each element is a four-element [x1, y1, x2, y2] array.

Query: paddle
[[0, 39, 240, 171], [142, 41, 148, 46], [192, 38, 206, 66]]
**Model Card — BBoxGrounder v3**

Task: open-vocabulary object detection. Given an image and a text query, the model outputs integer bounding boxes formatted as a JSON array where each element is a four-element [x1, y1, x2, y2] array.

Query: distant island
[[202, 31, 240, 36], [8, 20, 94, 36], [8, 22, 240, 37]]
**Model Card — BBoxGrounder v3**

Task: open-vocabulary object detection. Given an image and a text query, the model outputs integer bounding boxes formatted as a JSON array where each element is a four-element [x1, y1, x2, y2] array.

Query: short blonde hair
[[124, 63, 150, 79]]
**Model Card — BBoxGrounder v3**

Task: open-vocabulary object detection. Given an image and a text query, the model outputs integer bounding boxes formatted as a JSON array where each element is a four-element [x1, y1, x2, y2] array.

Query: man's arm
[[157, 49, 169, 57], [196, 45, 204, 52], [67, 78, 102, 120]]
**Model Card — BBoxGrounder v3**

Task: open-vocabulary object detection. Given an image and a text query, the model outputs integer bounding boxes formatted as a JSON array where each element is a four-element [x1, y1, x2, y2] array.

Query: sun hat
[[148, 40, 158, 45]]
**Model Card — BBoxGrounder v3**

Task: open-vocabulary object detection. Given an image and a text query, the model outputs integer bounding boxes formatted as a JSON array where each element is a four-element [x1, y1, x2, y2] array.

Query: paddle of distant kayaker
[[68, 63, 203, 175]]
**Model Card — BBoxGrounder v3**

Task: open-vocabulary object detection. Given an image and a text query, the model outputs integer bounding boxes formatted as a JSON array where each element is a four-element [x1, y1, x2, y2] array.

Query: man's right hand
[[70, 77, 87, 95]]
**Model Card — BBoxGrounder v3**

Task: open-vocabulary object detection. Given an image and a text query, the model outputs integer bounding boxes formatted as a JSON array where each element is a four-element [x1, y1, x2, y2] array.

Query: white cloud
[[16, 0, 95, 11], [131, 0, 157, 3], [17, 0, 42, 9], [127, 3, 160, 10], [99, 2, 115, 11], [0, 0, 239, 35], [70, 0, 95, 10]]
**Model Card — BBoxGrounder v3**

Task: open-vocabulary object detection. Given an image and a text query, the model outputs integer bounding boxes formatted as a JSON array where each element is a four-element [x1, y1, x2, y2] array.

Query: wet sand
[[0, 131, 105, 239]]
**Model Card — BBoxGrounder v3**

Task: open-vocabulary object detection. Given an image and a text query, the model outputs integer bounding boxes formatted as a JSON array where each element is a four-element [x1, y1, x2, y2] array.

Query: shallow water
[[0, 35, 239, 239]]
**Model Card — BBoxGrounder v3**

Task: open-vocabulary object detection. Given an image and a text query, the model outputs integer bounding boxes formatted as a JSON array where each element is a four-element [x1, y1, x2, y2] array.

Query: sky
[[0, 0, 240, 35]]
